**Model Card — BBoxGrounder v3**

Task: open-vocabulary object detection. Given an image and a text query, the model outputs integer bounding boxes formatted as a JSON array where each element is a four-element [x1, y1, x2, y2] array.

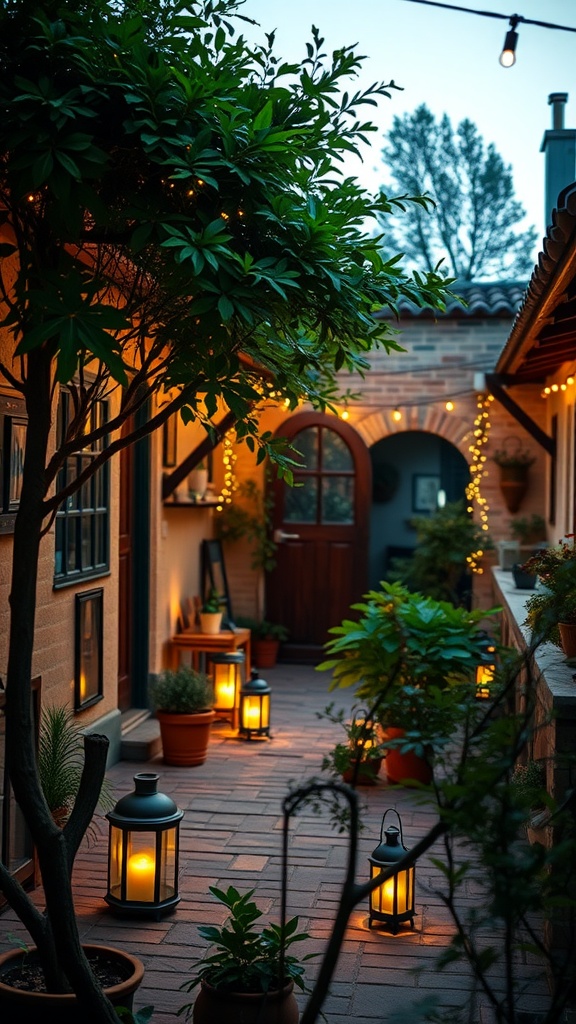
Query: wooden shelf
[[163, 499, 220, 508]]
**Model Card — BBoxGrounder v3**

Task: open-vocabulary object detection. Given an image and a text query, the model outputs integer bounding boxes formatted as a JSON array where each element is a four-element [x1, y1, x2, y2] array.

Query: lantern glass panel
[[370, 864, 414, 919], [159, 827, 178, 900], [241, 692, 270, 731], [108, 824, 123, 895], [125, 832, 157, 902], [214, 662, 237, 710]]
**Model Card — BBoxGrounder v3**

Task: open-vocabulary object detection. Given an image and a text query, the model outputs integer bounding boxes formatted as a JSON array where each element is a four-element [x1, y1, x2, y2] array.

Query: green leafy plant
[[389, 500, 488, 606], [38, 705, 114, 834], [149, 668, 213, 714], [509, 514, 546, 545], [235, 616, 289, 642], [318, 703, 385, 782], [320, 581, 497, 756], [523, 538, 576, 644], [178, 885, 315, 1018], [491, 437, 536, 468], [511, 760, 546, 811], [201, 588, 224, 614]]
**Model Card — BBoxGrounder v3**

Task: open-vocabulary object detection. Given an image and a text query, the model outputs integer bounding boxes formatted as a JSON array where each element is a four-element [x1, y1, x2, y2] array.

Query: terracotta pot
[[193, 978, 299, 1024], [559, 622, 576, 659], [383, 727, 433, 786], [157, 709, 216, 766], [253, 638, 280, 669], [342, 756, 383, 786], [0, 943, 144, 1024], [199, 612, 222, 635]]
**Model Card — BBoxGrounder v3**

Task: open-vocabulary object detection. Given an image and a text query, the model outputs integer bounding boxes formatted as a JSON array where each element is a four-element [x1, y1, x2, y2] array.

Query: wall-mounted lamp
[[499, 16, 519, 67]]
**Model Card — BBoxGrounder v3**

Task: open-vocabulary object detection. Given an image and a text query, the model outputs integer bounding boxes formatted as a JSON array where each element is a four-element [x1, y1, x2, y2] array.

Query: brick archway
[[354, 404, 474, 460]]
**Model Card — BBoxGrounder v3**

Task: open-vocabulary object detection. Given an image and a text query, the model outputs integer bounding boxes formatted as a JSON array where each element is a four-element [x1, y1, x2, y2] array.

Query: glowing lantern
[[211, 651, 245, 727], [239, 668, 271, 739], [369, 809, 415, 933]]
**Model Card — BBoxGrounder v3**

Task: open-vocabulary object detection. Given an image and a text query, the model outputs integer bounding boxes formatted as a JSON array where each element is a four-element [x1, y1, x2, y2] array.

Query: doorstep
[[120, 709, 161, 762]]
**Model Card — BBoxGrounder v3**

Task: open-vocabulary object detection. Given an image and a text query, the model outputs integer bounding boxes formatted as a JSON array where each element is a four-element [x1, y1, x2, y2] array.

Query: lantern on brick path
[[368, 808, 415, 933], [210, 651, 245, 727], [239, 668, 271, 739], [105, 773, 183, 919], [476, 639, 497, 699]]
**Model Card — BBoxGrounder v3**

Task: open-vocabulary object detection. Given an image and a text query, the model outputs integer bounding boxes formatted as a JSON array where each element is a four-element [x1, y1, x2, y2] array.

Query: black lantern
[[476, 638, 496, 699], [369, 808, 415, 933], [210, 651, 245, 728], [239, 668, 271, 739], [105, 772, 183, 919]]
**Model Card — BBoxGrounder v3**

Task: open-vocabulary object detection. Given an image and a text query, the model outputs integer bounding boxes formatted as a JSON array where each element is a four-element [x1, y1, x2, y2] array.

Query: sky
[[239, 0, 576, 261]]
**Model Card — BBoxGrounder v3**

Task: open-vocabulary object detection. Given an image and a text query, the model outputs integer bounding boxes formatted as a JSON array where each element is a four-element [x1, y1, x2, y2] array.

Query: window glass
[[293, 427, 319, 470], [322, 431, 353, 471], [321, 477, 354, 524], [284, 476, 318, 523]]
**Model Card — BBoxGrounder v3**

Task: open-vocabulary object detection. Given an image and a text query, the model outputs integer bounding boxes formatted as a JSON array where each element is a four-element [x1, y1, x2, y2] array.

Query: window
[[54, 391, 109, 584], [0, 392, 27, 535], [74, 589, 103, 709]]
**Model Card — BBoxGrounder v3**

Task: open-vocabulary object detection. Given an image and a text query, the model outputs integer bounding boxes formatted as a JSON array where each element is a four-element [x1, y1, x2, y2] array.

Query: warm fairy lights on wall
[[216, 432, 237, 511], [464, 393, 494, 574], [541, 373, 576, 397]]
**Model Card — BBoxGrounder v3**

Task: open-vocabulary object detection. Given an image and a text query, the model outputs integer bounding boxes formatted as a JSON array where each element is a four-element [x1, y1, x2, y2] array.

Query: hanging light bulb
[[445, 400, 454, 412], [392, 408, 402, 423], [499, 17, 519, 68]]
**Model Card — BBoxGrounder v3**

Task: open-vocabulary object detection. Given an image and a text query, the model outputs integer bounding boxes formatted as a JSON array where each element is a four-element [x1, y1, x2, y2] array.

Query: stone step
[[120, 711, 162, 762]]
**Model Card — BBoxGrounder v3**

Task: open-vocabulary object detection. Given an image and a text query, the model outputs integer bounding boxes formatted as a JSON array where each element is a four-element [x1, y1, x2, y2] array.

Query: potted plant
[[318, 703, 385, 786], [149, 668, 215, 766], [199, 589, 224, 635], [522, 538, 576, 657], [178, 884, 314, 1023], [490, 436, 536, 513], [319, 582, 495, 786], [188, 461, 209, 501], [236, 618, 289, 669], [38, 705, 115, 833]]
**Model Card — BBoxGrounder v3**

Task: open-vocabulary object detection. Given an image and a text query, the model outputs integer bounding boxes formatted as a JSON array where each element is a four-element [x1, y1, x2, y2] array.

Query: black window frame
[[0, 391, 27, 535], [54, 391, 110, 587]]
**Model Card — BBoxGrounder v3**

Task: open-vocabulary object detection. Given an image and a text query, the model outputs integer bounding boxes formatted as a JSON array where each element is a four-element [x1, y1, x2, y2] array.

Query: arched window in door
[[283, 426, 355, 525]]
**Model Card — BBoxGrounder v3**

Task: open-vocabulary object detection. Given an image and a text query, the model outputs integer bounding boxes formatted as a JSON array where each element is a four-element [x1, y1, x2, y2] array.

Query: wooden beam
[[485, 374, 556, 457], [161, 410, 238, 501]]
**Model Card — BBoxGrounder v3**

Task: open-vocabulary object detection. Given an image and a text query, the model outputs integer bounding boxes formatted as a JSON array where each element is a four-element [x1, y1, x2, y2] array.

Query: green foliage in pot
[[318, 703, 385, 781], [509, 514, 546, 546], [319, 581, 497, 756], [235, 616, 289, 642], [523, 538, 576, 645], [389, 500, 489, 607], [38, 705, 115, 834], [178, 885, 315, 1017], [201, 588, 224, 614], [149, 668, 213, 714], [490, 437, 536, 468]]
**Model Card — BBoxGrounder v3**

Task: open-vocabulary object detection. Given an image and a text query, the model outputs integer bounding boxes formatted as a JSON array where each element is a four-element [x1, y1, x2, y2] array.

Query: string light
[[216, 432, 237, 511], [392, 408, 402, 422], [464, 393, 493, 574], [445, 400, 455, 412], [541, 372, 576, 397], [341, 409, 350, 421]]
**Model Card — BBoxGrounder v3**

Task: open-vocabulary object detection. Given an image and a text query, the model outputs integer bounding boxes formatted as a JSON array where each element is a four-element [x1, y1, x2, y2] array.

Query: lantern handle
[[379, 807, 404, 845]]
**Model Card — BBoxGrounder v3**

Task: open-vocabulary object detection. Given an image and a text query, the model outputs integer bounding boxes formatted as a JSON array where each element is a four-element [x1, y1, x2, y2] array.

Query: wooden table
[[168, 627, 251, 677]]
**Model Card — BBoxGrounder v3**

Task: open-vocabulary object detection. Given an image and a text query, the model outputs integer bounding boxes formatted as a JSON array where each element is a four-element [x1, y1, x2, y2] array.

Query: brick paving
[[1, 665, 553, 1022]]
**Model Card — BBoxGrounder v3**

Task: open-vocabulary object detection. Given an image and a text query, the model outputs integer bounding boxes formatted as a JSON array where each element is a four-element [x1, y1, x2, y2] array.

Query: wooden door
[[267, 413, 371, 662], [117, 419, 133, 711]]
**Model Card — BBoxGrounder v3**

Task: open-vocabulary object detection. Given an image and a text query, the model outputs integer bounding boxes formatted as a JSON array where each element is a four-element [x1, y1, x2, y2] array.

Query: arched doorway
[[266, 412, 371, 662], [369, 431, 470, 588]]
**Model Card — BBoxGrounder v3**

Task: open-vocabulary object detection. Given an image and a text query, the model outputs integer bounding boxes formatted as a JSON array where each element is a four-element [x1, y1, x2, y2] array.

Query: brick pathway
[[1, 665, 553, 1022]]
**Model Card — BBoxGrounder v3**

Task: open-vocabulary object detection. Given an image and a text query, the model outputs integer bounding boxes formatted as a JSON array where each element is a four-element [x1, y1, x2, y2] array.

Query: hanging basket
[[491, 437, 535, 513]]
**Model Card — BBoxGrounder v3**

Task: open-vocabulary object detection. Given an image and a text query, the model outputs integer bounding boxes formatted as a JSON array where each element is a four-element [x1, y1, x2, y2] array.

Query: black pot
[[512, 563, 537, 590]]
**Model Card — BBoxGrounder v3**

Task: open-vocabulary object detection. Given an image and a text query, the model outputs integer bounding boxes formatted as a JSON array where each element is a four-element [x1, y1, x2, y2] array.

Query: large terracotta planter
[[193, 978, 299, 1024], [383, 727, 433, 786], [0, 943, 144, 1024], [559, 622, 576, 659], [157, 709, 216, 766]]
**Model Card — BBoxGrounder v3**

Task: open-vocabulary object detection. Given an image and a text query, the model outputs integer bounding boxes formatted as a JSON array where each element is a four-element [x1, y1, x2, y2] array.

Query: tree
[[0, 1, 451, 1019], [379, 104, 538, 281]]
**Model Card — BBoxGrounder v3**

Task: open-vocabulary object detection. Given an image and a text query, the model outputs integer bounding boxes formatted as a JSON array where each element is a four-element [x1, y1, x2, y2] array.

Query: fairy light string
[[465, 392, 494, 574]]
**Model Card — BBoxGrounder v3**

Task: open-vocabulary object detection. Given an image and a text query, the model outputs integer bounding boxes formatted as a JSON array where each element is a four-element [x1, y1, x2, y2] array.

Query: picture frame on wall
[[412, 474, 441, 513], [74, 588, 103, 710]]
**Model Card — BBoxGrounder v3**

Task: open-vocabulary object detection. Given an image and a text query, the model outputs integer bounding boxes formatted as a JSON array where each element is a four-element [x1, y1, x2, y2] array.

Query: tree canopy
[[0, 2, 452, 1018], [378, 104, 538, 282]]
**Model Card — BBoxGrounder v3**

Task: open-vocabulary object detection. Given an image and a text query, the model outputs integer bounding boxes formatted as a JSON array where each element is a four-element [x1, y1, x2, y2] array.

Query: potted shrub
[[523, 538, 576, 657], [199, 589, 224, 635], [490, 437, 536, 513], [150, 668, 215, 766], [318, 703, 385, 786], [509, 515, 546, 587], [178, 884, 314, 1023], [252, 621, 289, 669], [319, 582, 495, 786]]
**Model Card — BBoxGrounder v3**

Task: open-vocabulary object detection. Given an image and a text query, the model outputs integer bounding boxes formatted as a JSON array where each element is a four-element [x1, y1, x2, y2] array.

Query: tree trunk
[[4, 348, 120, 1022]]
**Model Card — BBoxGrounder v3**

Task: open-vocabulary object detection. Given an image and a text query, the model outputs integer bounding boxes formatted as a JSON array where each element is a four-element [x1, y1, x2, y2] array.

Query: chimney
[[540, 93, 576, 231]]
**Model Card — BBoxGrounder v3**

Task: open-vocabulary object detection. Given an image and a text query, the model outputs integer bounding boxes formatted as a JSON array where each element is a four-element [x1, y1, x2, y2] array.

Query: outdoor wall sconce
[[105, 773, 183, 919], [210, 651, 245, 728], [369, 808, 415, 933], [239, 668, 271, 739]]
